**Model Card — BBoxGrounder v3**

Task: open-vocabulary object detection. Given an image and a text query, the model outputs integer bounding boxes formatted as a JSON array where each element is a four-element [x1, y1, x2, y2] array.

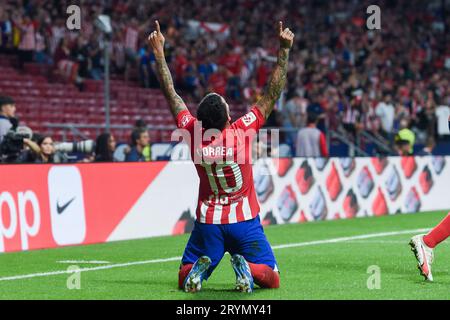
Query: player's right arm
[[256, 21, 294, 120], [148, 21, 188, 119]]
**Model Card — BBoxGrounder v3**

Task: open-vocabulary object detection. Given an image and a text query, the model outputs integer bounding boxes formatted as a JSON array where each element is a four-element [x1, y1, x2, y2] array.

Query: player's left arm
[[148, 21, 188, 119], [256, 21, 294, 120]]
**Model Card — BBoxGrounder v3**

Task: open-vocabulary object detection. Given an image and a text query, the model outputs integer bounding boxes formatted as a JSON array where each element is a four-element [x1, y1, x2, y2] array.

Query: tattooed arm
[[257, 22, 294, 120], [148, 21, 187, 118]]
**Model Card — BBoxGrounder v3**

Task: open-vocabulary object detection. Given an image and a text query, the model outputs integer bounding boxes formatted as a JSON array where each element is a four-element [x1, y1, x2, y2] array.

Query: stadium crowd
[[0, 0, 449, 162]]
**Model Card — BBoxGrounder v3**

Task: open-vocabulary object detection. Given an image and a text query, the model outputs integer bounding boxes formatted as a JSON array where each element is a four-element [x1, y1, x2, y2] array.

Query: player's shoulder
[[177, 110, 197, 130], [231, 106, 264, 129]]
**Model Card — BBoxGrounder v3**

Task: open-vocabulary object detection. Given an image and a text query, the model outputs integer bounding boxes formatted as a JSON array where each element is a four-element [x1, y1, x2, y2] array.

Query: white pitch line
[[56, 260, 111, 264], [0, 228, 430, 282], [0, 257, 182, 282], [341, 240, 410, 244], [271, 228, 430, 250]]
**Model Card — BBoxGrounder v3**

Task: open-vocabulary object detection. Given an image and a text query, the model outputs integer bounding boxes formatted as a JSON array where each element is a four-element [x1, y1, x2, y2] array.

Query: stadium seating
[[0, 54, 248, 144]]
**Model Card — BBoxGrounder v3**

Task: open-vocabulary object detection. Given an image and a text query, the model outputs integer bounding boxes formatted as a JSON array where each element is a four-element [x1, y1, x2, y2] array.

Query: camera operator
[[52, 139, 95, 163], [1, 126, 35, 164], [0, 95, 16, 143]]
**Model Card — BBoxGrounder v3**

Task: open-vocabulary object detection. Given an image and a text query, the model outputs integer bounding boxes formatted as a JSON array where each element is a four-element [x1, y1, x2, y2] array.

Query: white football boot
[[230, 254, 254, 293], [409, 235, 434, 281]]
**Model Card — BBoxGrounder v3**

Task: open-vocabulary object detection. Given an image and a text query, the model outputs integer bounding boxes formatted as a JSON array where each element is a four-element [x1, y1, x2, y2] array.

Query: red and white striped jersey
[[124, 27, 138, 51], [18, 23, 36, 51], [176, 106, 265, 224]]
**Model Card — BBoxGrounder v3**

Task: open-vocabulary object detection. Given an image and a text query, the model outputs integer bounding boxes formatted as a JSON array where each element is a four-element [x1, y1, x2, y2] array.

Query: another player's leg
[[409, 235, 434, 281], [409, 212, 450, 281], [178, 222, 225, 292], [227, 216, 280, 292]]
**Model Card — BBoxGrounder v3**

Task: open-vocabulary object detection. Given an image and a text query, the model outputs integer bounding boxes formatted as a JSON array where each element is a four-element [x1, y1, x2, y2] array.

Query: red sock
[[178, 264, 193, 289], [423, 213, 450, 248], [248, 263, 280, 289]]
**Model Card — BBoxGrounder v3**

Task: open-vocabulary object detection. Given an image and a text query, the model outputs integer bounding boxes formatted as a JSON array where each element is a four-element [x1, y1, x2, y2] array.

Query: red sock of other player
[[248, 263, 280, 289], [178, 264, 193, 289], [423, 213, 450, 248]]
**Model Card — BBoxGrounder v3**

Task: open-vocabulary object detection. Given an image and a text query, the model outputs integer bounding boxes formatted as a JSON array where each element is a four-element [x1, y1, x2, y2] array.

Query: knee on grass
[[248, 262, 280, 289], [178, 264, 193, 289]]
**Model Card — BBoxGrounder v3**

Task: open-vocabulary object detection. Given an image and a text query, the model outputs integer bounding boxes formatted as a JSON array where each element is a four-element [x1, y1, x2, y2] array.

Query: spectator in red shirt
[[208, 66, 229, 97]]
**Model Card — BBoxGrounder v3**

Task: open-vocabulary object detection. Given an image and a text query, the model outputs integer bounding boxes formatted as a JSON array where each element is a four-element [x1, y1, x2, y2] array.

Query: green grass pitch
[[0, 211, 449, 300]]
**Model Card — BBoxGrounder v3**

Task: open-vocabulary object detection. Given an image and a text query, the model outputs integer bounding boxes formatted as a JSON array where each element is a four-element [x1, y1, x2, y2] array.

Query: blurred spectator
[[417, 137, 436, 156], [139, 45, 153, 88], [86, 35, 103, 80], [394, 139, 411, 156], [414, 100, 437, 144], [375, 94, 395, 141], [54, 38, 79, 83], [435, 103, 450, 140], [296, 113, 328, 158], [281, 90, 307, 151], [208, 65, 229, 96], [0, 95, 15, 143], [125, 128, 150, 162], [17, 15, 36, 68], [342, 97, 363, 141], [242, 78, 262, 105], [94, 133, 117, 162], [0, 9, 13, 51], [71, 35, 89, 78], [134, 119, 152, 161], [35, 26, 50, 64], [397, 118, 415, 155], [0, 0, 448, 152]]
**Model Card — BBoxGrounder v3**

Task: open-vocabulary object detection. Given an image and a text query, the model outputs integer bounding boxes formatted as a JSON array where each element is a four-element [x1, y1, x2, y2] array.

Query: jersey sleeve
[[176, 110, 197, 132], [232, 106, 265, 132]]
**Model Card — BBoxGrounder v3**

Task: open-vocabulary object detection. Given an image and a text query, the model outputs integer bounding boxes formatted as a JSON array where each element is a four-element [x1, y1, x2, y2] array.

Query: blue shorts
[[181, 216, 278, 279]]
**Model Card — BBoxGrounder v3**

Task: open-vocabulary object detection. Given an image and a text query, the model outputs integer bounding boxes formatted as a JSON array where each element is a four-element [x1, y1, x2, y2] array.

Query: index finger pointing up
[[279, 21, 283, 35], [155, 20, 161, 33]]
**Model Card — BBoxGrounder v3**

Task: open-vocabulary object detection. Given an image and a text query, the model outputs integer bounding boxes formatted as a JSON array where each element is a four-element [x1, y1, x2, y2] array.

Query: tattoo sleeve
[[257, 48, 290, 119], [154, 54, 187, 118]]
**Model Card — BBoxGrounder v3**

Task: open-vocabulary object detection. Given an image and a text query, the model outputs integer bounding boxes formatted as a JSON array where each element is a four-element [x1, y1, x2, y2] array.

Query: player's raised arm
[[256, 21, 294, 120], [148, 20, 187, 118]]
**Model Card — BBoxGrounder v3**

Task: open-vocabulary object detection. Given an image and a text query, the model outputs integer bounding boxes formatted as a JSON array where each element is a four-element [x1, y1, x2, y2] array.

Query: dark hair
[[307, 112, 319, 125], [134, 119, 147, 129], [37, 135, 52, 146], [0, 96, 15, 111], [35, 135, 54, 163], [197, 93, 229, 131], [130, 128, 147, 146], [95, 133, 113, 162]]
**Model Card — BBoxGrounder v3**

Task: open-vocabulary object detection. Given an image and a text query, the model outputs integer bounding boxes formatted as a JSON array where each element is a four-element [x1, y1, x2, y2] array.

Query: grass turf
[[0, 211, 449, 300]]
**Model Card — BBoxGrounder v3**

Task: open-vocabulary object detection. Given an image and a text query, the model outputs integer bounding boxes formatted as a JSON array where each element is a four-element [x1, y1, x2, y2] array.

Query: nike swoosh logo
[[57, 197, 76, 214]]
